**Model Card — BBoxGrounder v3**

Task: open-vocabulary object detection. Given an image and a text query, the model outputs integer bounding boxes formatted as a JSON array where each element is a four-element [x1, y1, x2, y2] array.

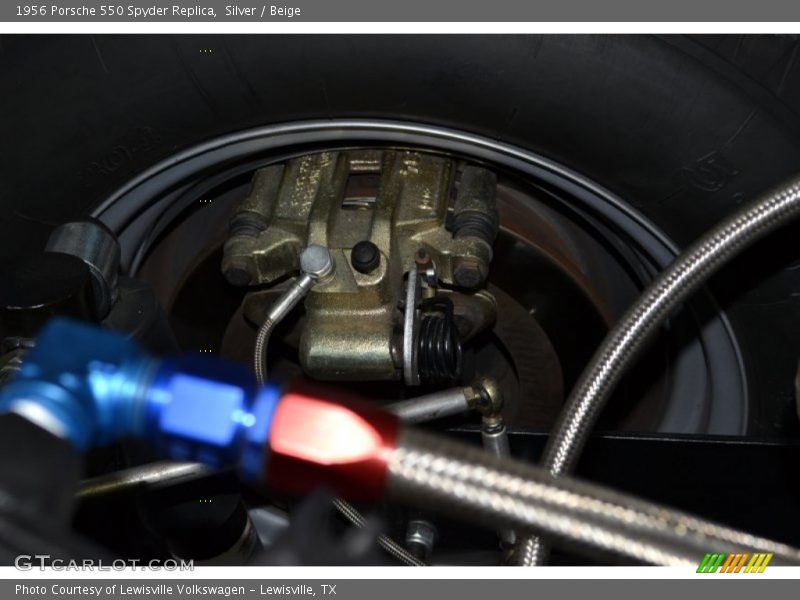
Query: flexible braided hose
[[253, 317, 275, 388], [516, 176, 800, 565], [389, 429, 800, 566]]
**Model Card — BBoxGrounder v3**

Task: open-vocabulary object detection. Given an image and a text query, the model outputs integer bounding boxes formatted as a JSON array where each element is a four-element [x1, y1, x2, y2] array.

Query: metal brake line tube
[[331, 498, 424, 566], [253, 245, 334, 386], [516, 175, 800, 565]]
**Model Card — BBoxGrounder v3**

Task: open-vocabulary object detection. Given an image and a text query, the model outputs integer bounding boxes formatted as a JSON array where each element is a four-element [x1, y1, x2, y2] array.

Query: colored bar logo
[[697, 553, 773, 573]]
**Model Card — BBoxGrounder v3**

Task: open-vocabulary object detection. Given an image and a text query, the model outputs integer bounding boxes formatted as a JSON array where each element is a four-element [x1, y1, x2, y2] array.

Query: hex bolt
[[452, 256, 488, 289], [223, 257, 253, 287], [350, 241, 381, 274], [405, 519, 437, 561]]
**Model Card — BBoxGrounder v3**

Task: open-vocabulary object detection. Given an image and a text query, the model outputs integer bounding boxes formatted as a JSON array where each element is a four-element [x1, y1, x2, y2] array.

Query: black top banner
[[4, 0, 800, 22]]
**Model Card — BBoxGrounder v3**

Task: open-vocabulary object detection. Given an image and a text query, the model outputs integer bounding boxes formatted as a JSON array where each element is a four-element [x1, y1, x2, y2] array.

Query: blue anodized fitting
[[0, 319, 281, 482]]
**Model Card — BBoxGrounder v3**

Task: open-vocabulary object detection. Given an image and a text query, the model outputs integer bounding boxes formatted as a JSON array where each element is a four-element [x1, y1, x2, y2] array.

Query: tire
[[2, 34, 799, 435]]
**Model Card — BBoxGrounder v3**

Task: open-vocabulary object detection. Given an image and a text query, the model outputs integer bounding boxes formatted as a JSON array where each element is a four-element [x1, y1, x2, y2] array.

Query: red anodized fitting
[[263, 384, 400, 501]]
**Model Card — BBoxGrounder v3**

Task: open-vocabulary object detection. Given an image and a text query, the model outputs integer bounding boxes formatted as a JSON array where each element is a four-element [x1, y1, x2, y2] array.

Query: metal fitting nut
[[157, 374, 249, 448], [149, 357, 280, 479], [300, 245, 335, 281], [472, 375, 504, 418]]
